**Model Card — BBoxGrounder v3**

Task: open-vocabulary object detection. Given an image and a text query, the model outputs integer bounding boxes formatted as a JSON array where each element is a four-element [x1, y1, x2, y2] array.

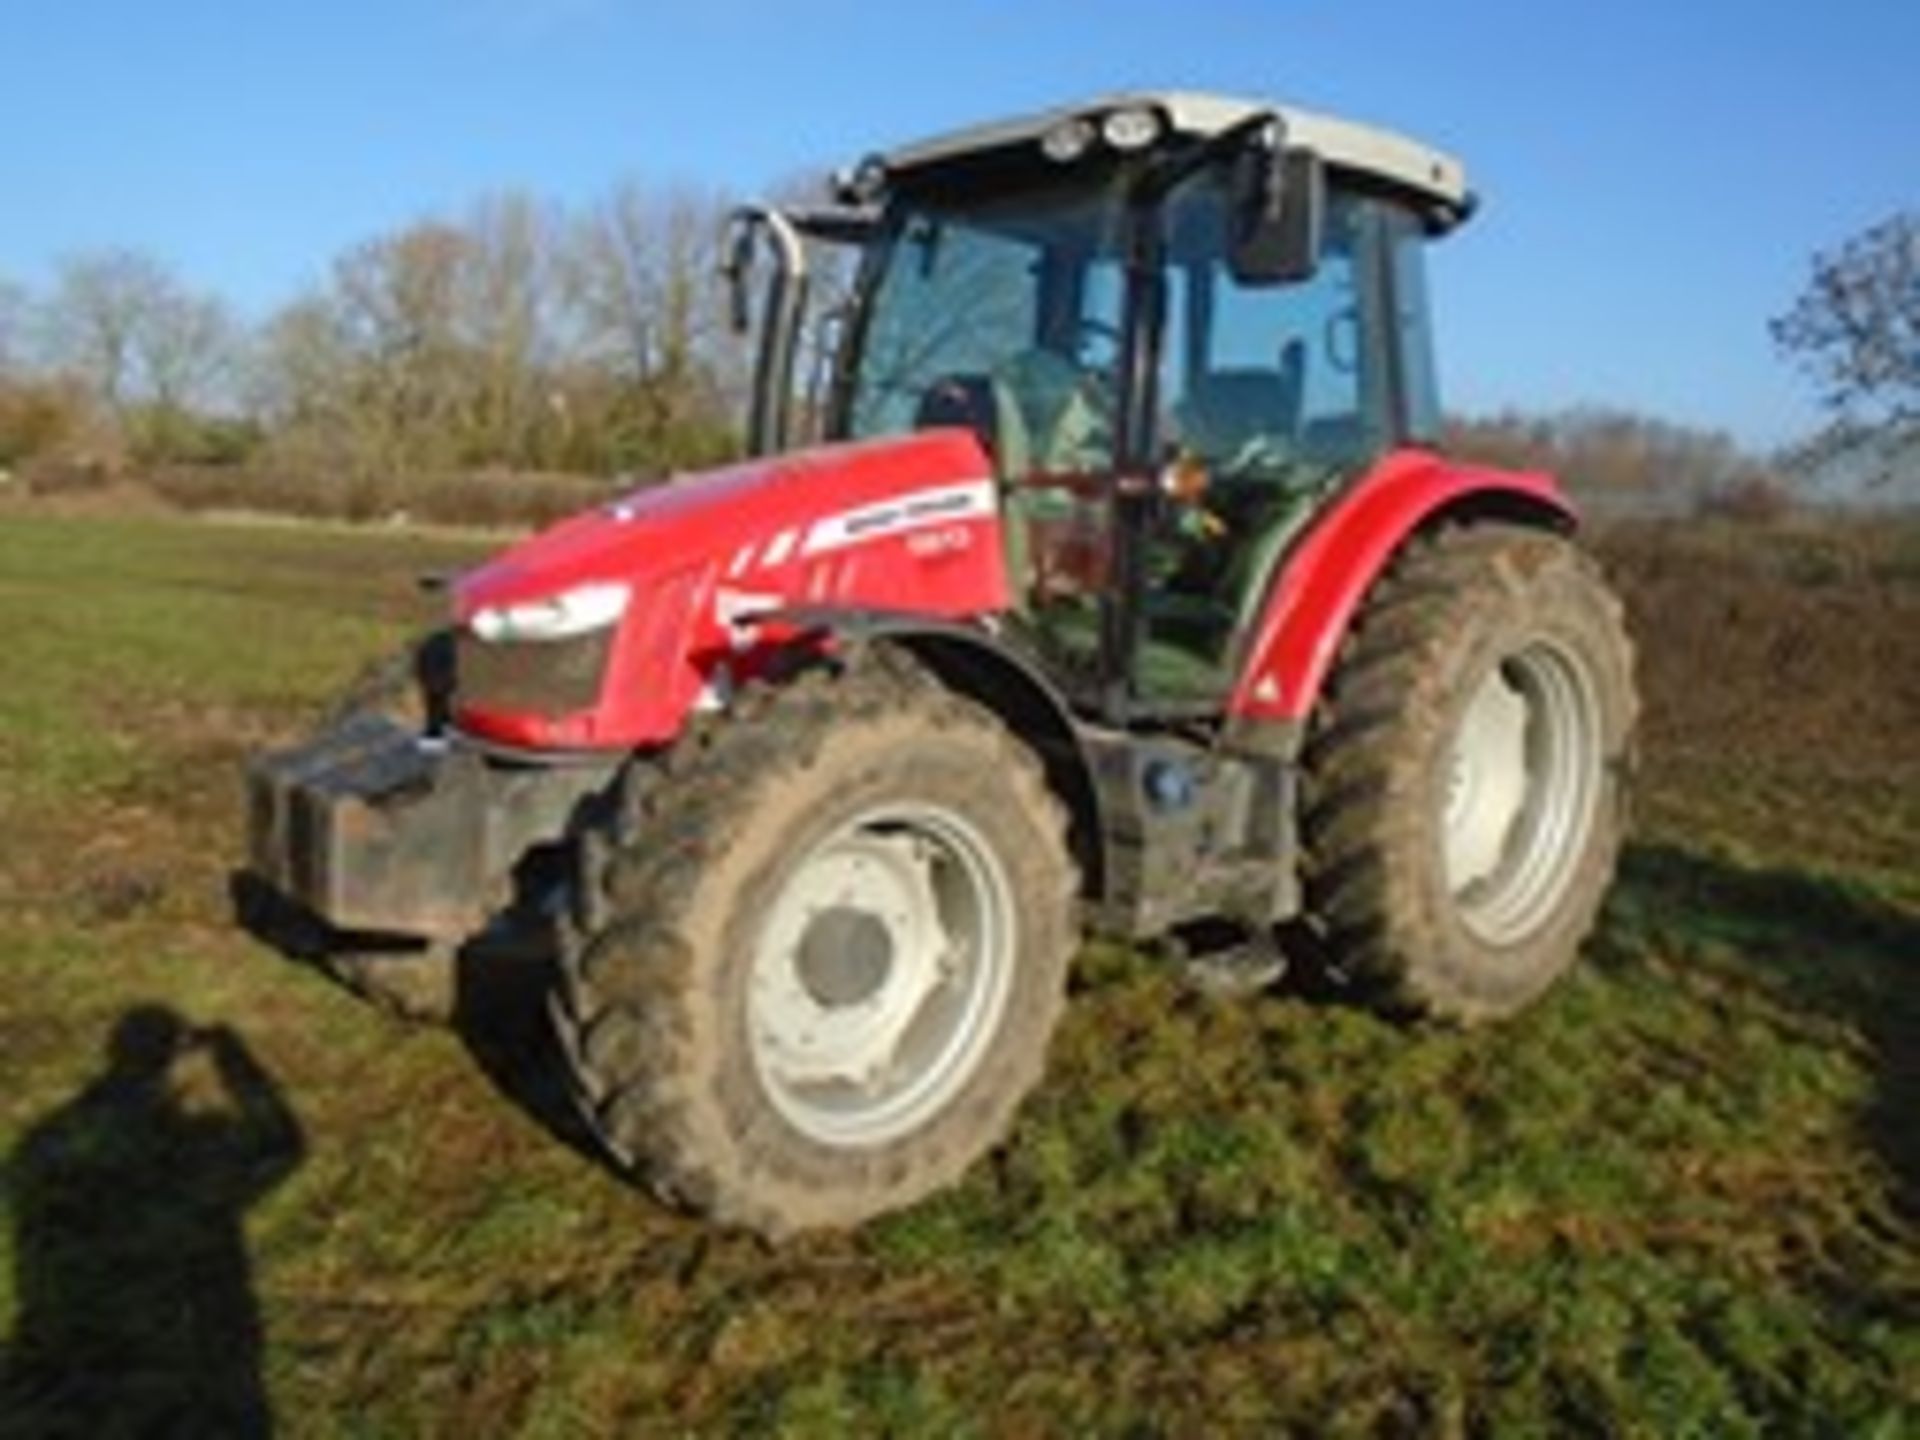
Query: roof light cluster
[[1041, 106, 1165, 164]]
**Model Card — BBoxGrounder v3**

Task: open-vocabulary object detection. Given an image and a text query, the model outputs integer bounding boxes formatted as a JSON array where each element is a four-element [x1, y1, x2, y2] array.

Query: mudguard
[[764, 608, 1108, 900], [1230, 449, 1574, 722]]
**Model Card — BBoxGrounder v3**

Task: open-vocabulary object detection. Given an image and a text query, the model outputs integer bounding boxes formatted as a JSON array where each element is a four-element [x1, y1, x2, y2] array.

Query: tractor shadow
[[229, 870, 609, 1173], [447, 937, 611, 1170], [1270, 838, 1920, 1229], [1595, 841, 1920, 1226], [233, 841, 1920, 1245]]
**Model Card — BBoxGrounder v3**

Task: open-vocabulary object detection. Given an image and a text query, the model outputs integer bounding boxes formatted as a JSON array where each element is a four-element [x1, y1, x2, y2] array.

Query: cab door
[[1128, 181, 1403, 710]]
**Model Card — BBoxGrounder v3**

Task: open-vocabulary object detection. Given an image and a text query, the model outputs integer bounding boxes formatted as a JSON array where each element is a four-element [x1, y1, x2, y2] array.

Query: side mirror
[[1228, 146, 1324, 286]]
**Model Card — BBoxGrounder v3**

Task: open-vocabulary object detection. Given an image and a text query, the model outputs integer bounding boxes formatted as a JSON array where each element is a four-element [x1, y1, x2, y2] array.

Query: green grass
[[0, 510, 1915, 1437]]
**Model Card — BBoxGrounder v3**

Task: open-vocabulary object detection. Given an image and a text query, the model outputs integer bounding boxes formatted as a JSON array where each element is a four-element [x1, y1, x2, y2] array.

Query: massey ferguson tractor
[[245, 92, 1637, 1236]]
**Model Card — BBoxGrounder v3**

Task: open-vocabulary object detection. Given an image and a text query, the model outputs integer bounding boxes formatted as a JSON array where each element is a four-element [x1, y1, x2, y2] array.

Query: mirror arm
[[727, 206, 811, 457], [1130, 109, 1281, 208]]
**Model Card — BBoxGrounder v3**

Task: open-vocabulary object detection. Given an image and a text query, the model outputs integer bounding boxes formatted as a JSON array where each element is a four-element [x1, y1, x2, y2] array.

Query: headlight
[[1041, 116, 1096, 163], [470, 581, 630, 644], [1101, 107, 1163, 152]]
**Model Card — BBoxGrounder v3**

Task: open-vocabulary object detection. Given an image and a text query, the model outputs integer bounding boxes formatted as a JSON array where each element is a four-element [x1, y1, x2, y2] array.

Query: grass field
[[0, 508, 1915, 1437]]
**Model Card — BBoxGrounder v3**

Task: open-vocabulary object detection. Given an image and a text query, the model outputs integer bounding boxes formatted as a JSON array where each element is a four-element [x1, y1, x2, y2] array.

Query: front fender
[[764, 608, 1106, 900]]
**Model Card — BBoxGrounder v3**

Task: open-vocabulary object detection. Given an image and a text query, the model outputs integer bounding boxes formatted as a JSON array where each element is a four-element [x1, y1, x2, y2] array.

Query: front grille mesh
[[454, 628, 612, 717]]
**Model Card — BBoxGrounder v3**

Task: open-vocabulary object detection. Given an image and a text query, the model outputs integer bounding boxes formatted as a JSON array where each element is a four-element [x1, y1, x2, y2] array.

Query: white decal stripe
[[800, 478, 997, 558], [760, 527, 800, 568]]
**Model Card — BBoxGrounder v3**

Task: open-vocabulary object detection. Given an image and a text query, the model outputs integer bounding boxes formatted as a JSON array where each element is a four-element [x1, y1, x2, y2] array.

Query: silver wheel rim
[[1442, 640, 1604, 946], [746, 804, 1016, 1149]]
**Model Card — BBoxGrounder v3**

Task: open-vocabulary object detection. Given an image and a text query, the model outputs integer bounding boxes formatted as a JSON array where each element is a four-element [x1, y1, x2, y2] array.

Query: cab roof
[[877, 90, 1471, 222]]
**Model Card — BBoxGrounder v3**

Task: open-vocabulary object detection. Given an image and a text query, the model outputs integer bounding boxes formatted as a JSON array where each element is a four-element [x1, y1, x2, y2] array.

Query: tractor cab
[[730, 92, 1471, 720]]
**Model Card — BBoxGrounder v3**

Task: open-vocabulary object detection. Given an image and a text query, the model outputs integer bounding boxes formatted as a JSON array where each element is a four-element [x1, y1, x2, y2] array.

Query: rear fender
[[1230, 449, 1575, 722]]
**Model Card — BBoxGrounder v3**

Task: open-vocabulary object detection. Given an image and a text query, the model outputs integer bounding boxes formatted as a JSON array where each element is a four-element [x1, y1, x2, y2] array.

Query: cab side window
[[1162, 190, 1377, 475], [1135, 185, 1389, 703]]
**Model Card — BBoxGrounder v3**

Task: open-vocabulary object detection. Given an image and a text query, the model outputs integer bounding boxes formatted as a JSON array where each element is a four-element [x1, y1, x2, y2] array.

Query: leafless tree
[[43, 250, 170, 413], [41, 251, 234, 411], [1446, 407, 1784, 518], [1773, 212, 1918, 436], [458, 191, 560, 467], [563, 181, 745, 456], [251, 295, 365, 474], [133, 287, 236, 415], [254, 180, 757, 482], [0, 279, 29, 375], [331, 221, 476, 474], [566, 182, 702, 384]]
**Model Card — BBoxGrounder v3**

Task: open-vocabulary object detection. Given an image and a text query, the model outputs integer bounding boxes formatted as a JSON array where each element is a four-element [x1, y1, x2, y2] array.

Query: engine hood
[[450, 426, 1010, 750], [454, 429, 994, 616]]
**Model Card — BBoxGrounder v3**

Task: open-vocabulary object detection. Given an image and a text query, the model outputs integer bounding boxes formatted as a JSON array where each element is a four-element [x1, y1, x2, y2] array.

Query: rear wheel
[[1301, 523, 1637, 1022], [551, 648, 1078, 1236]]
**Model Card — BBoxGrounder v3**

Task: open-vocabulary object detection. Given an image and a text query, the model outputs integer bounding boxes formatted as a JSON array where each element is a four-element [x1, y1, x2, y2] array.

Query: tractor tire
[[1300, 523, 1637, 1023], [550, 646, 1079, 1237]]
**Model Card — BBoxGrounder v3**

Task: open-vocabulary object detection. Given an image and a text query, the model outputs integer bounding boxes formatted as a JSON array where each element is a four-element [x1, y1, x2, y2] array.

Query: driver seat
[[1173, 353, 1304, 463], [914, 375, 1002, 466]]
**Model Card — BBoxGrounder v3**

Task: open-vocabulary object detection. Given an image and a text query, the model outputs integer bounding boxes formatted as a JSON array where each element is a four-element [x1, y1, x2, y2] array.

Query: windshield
[[842, 176, 1129, 482]]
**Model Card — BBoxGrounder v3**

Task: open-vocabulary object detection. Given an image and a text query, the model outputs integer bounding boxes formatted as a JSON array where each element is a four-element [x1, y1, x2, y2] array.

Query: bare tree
[[458, 191, 558, 467], [0, 279, 28, 375], [1773, 212, 1918, 435], [331, 222, 475, 474], [566, 181, 675, 384], [41, 250, 236, 412], [255, 179, 752, 483], [43, 249, 169, 413], [563, 181, 744, 457], [133, 287, 236, 415], [252, 296, 363, 473], [1446, 407, 1783, 518]]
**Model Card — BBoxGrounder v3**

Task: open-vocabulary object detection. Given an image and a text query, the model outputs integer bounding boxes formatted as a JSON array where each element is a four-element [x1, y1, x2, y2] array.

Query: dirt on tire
[[549, 645, 1080, 1237], [1300, 522, 1639, 1022]]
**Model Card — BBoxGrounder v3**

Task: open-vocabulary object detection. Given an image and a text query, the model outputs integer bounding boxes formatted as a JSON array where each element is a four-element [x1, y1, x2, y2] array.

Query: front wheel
[[1300, 523, 1638, 1022], [550, 648, 1079, 1236]]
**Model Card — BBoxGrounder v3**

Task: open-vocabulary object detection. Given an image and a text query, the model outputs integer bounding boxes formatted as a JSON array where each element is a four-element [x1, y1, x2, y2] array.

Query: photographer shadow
[[2, 1006, 304, 1440]]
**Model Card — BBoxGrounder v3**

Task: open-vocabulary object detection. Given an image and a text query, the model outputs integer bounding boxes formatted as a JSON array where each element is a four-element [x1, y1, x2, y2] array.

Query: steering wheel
[[1157, 452, 1231, 550]]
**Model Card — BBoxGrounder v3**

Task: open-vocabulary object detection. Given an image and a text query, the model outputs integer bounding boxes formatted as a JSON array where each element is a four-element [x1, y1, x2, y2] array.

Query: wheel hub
[[795, 909, 897, 1008], [1444, 663, 1531, 890], [746, 807, 1014, 1148], [753, 834, 953, 1089], [1441, 644, 1604, 946]]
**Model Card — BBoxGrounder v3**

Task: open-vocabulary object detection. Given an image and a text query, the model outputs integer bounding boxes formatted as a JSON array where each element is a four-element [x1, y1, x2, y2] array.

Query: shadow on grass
[[230, 870, 608, 1173], [1, 1007, 304, 1439], [1604, 841, 1920, 1224], [447, 939, 611, 1172]]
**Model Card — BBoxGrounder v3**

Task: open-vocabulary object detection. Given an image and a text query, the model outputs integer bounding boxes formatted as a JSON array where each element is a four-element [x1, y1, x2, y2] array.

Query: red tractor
[[246, 92, 1637, 1236]]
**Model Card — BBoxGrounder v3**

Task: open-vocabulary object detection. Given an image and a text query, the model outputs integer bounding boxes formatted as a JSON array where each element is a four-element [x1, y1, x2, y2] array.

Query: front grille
[[454, 627, 613, 717]]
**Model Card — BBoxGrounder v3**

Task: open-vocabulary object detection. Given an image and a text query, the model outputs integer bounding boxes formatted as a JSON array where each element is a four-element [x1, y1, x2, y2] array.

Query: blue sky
[[3, 0, 1913, 449]]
